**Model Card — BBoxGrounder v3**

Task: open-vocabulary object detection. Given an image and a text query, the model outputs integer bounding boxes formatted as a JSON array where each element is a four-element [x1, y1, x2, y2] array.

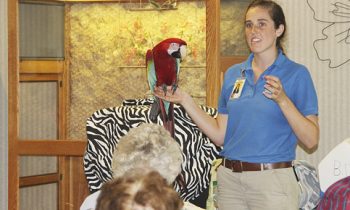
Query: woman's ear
[[276, 24, 285, 37]]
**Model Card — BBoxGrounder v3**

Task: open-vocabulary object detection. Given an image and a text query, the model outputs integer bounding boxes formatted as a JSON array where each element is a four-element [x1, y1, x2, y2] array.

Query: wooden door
[[8, 1, 89, 210]]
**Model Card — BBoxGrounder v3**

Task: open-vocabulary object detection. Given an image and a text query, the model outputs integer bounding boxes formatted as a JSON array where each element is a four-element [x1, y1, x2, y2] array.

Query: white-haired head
[[111, 123, 183, 184]]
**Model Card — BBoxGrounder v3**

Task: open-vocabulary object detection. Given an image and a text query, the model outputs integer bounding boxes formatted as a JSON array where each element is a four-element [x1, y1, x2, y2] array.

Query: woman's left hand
[[263, 75, 319, 149], [263, 75, 287, 104]]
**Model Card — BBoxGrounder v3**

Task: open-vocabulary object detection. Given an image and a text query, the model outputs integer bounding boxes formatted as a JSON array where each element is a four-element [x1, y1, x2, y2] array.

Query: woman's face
[[245, 6, 284, 55]]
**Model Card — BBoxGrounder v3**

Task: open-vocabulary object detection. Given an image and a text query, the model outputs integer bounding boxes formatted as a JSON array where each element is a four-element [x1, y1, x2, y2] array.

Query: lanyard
[[240, 68, 246, 79]]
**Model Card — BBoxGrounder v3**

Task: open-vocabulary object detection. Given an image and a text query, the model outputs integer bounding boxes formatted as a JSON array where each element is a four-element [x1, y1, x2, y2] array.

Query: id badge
[[230, 78, 246, 100]]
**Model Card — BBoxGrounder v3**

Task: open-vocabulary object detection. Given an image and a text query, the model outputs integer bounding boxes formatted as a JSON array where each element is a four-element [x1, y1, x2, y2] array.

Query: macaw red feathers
[[152, 38, 187, 87]]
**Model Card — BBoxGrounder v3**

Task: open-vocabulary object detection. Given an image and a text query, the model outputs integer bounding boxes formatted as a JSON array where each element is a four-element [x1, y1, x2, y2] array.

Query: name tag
[[230, 78, 246, 100]]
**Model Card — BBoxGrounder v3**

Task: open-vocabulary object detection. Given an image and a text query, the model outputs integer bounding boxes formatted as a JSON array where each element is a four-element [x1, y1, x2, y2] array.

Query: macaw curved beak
[[171, 45, 187, 61], [171, 51, 181, 58], [179, 45, 187, 60], [168, 44, 187, 61]]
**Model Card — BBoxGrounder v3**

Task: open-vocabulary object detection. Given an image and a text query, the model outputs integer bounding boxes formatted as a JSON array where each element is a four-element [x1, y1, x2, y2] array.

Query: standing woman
[[154, 0, 319, 209]]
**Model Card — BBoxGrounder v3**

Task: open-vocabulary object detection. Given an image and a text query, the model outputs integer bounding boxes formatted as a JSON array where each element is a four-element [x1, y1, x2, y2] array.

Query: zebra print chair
[[84, 98, 221, 207]]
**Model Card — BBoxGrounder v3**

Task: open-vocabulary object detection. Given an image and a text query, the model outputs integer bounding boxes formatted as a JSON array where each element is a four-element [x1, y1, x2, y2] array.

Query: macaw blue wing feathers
[[146, 49, 156, 93]]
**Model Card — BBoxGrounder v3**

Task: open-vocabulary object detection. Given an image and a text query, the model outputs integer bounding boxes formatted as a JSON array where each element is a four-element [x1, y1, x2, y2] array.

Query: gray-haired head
[[111, 123, 183, 184]]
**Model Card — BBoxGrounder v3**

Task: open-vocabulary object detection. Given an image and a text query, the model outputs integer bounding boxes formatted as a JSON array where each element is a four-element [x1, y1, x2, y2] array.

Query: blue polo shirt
[[218, 51, 318, 163]]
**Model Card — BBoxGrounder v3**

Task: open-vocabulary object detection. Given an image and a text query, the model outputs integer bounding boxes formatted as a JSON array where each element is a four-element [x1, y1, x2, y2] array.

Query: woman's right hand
[[153, 86, 191, 105], [154, 85, 227, 146]]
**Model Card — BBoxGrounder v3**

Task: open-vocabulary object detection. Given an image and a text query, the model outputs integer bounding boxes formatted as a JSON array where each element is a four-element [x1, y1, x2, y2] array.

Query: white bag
[[292, 160, 321, 210]]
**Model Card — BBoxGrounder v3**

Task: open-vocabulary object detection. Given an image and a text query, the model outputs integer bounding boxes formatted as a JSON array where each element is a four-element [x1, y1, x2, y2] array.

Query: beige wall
[[277, 0, 350, 169], [0, 0, 8, 209]]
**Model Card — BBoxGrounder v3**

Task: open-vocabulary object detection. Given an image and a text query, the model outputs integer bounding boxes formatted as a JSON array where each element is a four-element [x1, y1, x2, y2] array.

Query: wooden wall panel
[[19, 3, 64, 58], [19, 82, 58, 140], [20, 184, 57, 210]]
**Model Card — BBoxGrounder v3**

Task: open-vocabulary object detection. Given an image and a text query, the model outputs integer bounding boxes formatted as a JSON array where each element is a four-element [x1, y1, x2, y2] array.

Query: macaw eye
[[167, 43, 180, 55], [169, 43, 180, 51]]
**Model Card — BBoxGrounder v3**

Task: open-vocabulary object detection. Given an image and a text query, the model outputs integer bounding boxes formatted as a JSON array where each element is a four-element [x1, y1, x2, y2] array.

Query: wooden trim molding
[[8, 0, 20, 209], [21, 0, 197, 3], [18, 140, 87, 156], [205, 0, 220, 108], [19, 173, 60, 188], [61, 6, 71, 210], [19, 73, 62, 81], [20, 60, 64, 74]]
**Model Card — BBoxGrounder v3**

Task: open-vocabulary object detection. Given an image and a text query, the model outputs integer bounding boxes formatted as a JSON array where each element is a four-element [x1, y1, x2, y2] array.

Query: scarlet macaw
[[146, 38, 187, 137]]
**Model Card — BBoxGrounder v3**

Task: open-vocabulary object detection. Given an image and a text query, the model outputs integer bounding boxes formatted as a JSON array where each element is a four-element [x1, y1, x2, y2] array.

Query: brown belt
[[222, 159, 292, 173]]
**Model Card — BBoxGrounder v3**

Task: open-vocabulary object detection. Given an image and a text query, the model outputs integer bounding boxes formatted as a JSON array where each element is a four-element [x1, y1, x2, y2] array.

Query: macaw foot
[[171, 84, 178, 95], [162, 84, 167, 96], [149, 98, 160, 122]]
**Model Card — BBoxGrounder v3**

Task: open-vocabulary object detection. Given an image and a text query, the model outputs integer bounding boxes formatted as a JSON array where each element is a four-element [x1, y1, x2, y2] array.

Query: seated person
[[316, 176, 350, 210], [96, 168, 183, 210], [110, 123, 182, 184], [81, 123, 203, 210]]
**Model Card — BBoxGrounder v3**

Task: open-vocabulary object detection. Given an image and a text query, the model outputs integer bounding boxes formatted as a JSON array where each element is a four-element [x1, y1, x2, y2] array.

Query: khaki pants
[[217, 165, 300, 210]]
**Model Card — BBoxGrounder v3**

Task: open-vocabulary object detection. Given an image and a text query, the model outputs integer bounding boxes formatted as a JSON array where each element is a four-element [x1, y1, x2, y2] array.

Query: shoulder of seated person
[[183, 202, 205, 210], [80, 190, 101, 210]]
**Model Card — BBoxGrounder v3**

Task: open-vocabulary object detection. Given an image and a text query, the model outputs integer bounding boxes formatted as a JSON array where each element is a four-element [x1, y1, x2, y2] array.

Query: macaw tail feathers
[[149, 97, 175, 137], [160, 101, 174, 138], [149, 98, 161, 123], [149, 97, 171, 120]]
